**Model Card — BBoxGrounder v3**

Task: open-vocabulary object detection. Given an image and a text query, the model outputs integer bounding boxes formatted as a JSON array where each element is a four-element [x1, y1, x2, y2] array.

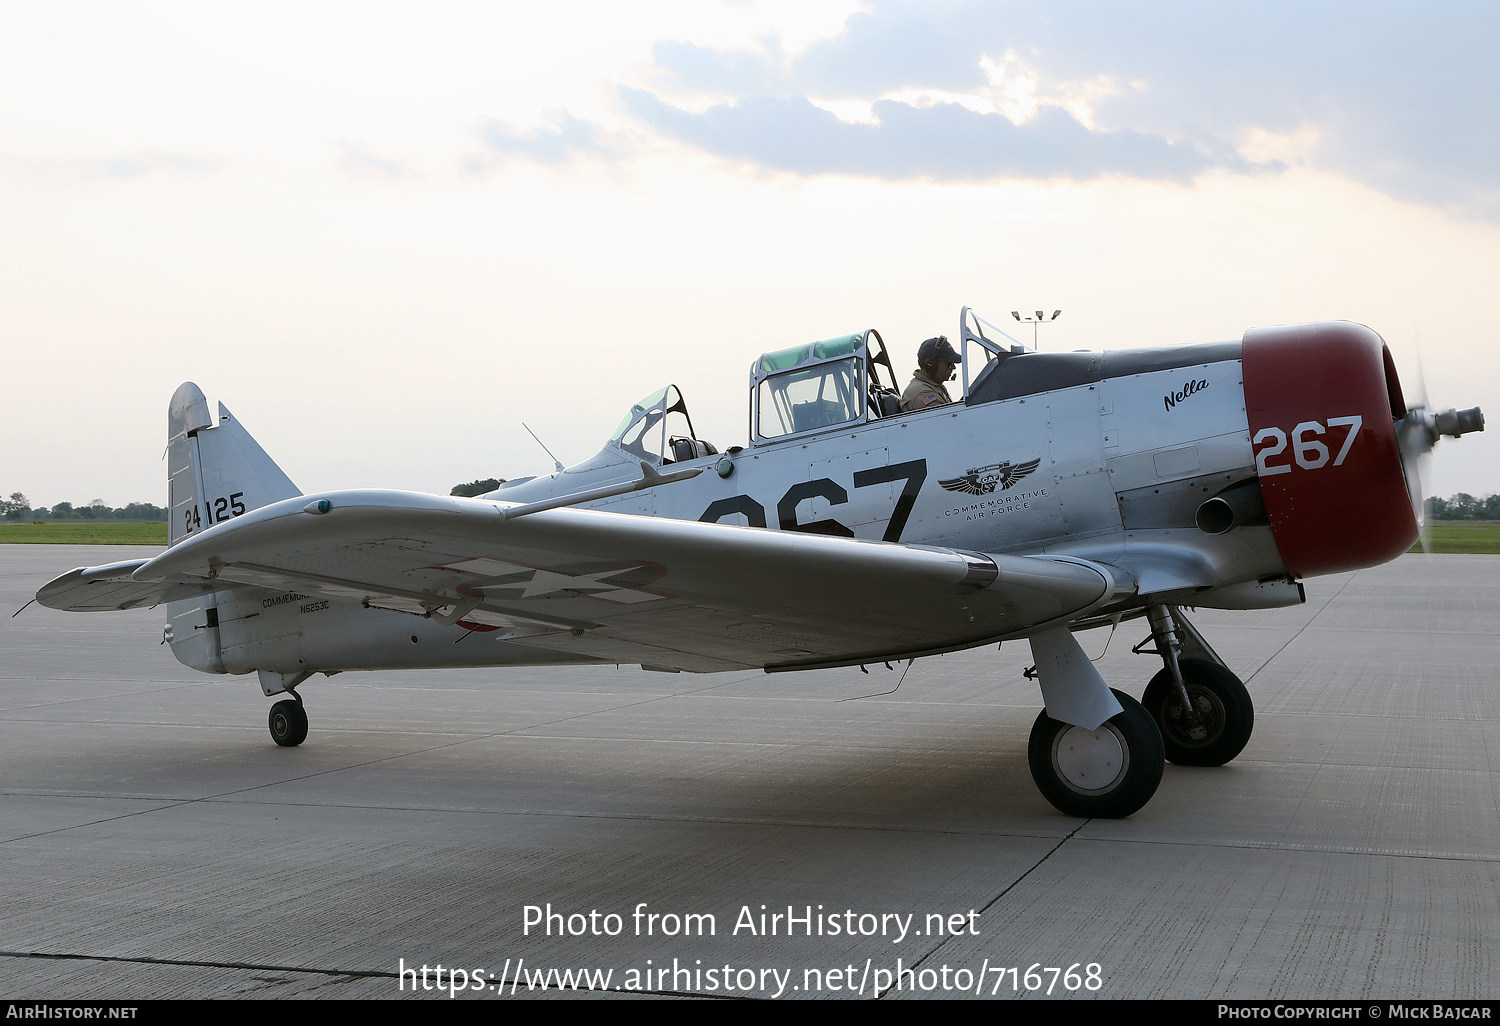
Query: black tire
[[1141, 658, 1253, 767], [268, 699, 308, 747], [1028, 689, 1164, 818]]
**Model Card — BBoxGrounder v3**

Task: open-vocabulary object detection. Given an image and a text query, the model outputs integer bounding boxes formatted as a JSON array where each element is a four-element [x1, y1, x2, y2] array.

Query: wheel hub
[[1165, 689, 1224, 746], [1053, 724, 1128, 794]]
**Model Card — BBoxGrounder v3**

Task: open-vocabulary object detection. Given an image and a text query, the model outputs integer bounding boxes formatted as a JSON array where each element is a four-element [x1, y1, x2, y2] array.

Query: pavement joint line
[[11, 705, 1500, 732], [0, 949, 391, 980], [0, 729, 820, 747], [877, 820, 1089, 998], [0, 802, 205, 846], [1243, 570, 1360, 686], [0, 689, 795, 844], [10, 790, 1494, 861], [0, 677, 203, 686], [1051, 833, 1500, 863], [0, 950, 769, 998], [0, 700, 1060, 724], [0, 792, 1081, 841], [0, 683, 221, 713], [332, 689, 1061, 707]]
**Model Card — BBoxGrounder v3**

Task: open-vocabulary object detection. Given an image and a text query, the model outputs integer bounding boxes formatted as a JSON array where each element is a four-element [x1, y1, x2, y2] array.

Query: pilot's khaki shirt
[[900, 370, 953, 413]]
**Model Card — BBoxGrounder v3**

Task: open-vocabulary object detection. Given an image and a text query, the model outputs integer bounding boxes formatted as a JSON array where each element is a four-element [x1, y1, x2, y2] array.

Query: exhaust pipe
[[1196, 480, 1267, 535]]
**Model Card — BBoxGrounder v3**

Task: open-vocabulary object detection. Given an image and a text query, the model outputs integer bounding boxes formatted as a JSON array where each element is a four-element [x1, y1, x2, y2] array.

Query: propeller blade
[[1408, 334, 1430, 412], [1392, 338, 1485, 553], [1395, 406, 1435, 552], [1392, 338, 1433, 551]]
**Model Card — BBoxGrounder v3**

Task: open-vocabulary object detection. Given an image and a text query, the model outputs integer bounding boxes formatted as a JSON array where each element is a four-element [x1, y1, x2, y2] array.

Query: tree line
[[2, 493, 167, 522], [1428, 493, 1500, 520], [1, 482, 513, 518], [446, 481, 1500, 521], [450, 478, 506, 497], [7, 486, 1498, 522]]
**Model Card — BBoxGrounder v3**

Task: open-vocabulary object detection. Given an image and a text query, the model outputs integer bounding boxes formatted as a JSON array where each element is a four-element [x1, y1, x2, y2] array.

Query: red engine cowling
[[1241, 321, 1417, 579]]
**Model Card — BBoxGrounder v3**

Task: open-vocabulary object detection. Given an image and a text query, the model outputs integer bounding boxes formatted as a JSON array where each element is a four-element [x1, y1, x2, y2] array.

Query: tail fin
[[167, 382, 300, 547]]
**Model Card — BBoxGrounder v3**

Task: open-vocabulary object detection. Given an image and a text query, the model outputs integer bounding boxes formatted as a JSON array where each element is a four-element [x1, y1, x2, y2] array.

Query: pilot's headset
[[918, 336, 962, 381]]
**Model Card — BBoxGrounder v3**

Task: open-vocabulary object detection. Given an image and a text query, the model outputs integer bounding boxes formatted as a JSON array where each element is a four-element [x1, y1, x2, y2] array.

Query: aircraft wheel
[[268, 699, 308, 747], [1028, 689, 1164, 818], [1142, 658, 1253, 767]]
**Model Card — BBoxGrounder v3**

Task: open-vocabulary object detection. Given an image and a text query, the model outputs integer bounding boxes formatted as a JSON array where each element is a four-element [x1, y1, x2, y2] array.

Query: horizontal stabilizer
[[37, 559, 216, 612]]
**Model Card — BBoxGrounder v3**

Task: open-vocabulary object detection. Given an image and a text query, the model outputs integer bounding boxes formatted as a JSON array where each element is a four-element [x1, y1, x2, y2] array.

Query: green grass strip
[[0, 522, 168, 545], [1412, 520, 1500, 553], [2, 518, 1496, 553]]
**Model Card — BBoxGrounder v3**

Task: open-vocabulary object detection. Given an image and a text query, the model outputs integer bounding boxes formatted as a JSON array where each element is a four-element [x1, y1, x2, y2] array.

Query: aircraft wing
[[37, 558, 218, 612], [125, 490, 1117, 672]]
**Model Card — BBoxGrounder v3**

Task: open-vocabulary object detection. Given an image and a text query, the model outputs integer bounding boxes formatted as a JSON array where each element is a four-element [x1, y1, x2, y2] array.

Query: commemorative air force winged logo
[[939, 457, 1043, 496]]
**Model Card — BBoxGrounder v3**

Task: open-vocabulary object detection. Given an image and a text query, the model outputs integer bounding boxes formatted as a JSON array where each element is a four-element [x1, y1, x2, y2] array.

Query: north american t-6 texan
[[38, 308, 1485, 818]]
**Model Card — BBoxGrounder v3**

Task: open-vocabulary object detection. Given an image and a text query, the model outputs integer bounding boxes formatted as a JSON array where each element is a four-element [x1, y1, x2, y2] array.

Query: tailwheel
[[1141, 658, 1253, 767], [268, 697, 308, 747], [1028, 689, 1164, 818]]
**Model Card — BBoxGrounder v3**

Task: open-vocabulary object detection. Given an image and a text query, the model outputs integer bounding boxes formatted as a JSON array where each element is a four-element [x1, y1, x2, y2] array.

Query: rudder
[[167, 382, 300, 546]]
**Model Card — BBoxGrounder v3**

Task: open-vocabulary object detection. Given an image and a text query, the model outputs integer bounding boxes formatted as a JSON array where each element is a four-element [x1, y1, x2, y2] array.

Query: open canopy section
[[958, 307, 1031, 398], [608, 384, 718, 464]]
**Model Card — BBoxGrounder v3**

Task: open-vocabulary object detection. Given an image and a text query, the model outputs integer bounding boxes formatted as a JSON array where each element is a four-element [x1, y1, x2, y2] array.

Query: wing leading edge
[[125, 490, 1118, 671]]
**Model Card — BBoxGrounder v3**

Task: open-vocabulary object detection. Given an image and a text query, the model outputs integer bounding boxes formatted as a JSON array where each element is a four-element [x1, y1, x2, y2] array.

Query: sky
[[3, 0, 1497, 508]]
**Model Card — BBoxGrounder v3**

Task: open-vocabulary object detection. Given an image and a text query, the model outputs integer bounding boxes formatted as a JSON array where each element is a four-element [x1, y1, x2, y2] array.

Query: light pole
[[1011, 309, 1061, 349]]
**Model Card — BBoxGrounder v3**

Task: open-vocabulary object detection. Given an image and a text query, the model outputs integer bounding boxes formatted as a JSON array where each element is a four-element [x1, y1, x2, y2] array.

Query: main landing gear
[[1023, 604, 1253, 818], [1142, 659, 1253, 765], [1138, 606, 1254, 767], [1024, 626, 1165, 818], [1028, 690, 1164, 819]]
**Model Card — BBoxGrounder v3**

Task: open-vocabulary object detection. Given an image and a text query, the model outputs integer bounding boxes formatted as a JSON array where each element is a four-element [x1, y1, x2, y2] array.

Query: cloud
[[471, 114, 612, 169], [334, 139, 421, 182], [8, 150, 222, 182], [95, 151, 219, 179], [633, 0, 1500, 215], [623, 88, 1237, 183]]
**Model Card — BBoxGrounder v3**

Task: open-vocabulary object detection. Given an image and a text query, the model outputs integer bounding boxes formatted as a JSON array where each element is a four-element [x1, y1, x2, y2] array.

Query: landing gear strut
[[1027, 689, 1164, 818], [1139, 606, 1253, 766], [268, 693, 308, 747]]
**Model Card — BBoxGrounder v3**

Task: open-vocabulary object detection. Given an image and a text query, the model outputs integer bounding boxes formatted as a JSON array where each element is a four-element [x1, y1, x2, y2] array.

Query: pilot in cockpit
[[899, 336, 962, 413]]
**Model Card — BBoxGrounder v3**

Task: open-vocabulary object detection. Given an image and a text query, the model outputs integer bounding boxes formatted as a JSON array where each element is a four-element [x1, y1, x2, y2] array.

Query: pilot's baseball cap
[[918, 336, 962, 365]]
